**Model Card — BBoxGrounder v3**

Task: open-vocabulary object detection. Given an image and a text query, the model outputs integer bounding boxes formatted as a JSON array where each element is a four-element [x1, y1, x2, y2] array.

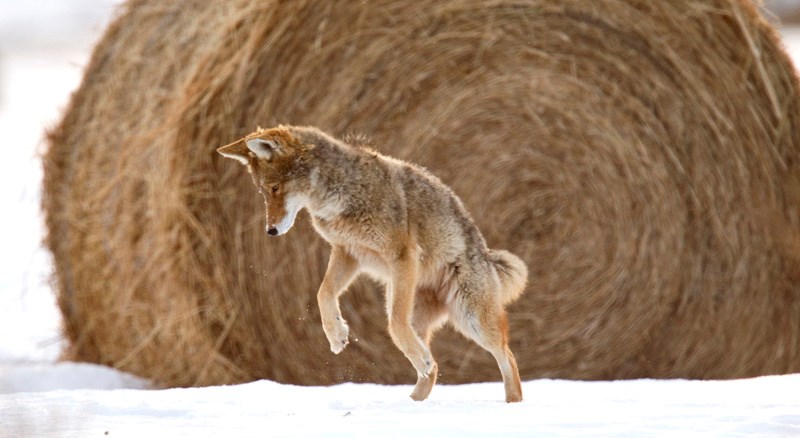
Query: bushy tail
[[488, 249, 528, 305]]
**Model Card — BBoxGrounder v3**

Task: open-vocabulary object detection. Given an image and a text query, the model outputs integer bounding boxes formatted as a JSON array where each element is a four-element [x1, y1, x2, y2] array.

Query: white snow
[[0, 362, 148, 394], [1, 2, 800, 436], [3, 374, 799, 437]]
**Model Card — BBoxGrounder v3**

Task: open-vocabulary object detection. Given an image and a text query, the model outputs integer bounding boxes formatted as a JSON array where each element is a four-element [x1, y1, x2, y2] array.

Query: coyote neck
[[306, 142, 383, 222], [304, 143, 401, 250]]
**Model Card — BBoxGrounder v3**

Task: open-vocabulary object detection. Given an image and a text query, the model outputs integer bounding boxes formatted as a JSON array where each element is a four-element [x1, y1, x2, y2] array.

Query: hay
[[44, 0, 800, 388]]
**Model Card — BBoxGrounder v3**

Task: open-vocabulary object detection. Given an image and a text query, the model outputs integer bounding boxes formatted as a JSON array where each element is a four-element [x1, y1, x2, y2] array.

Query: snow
[[3, 373, 799, 437], [1, 2, 800, 436], [0, 362, 148, 394]]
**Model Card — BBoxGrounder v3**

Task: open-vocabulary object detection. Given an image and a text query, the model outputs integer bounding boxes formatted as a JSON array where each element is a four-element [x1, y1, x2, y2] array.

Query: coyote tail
[[488, 249, 528, 305]]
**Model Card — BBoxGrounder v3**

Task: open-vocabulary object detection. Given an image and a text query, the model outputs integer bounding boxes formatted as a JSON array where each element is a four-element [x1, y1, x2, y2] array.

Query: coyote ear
[[246, 138, 280, 160], [217, 140, 251, 165]]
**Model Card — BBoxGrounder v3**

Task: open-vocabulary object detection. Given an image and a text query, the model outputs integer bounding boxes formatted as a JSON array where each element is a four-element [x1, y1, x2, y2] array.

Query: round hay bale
[[44, 0, 800, 388]]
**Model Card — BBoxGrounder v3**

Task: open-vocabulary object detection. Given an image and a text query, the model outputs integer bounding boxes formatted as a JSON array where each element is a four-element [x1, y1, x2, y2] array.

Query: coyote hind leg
[[451, 299, 522, 403]]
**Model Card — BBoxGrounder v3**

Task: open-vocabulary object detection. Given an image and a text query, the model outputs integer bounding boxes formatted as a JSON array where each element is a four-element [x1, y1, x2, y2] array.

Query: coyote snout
[[218, 125, 528, 403], [264, 194, 303, 236]]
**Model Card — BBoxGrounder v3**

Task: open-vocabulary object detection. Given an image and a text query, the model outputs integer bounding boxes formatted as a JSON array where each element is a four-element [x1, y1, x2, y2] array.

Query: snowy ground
[[1, 2, 800, 437], [2, 373, 798, 437]]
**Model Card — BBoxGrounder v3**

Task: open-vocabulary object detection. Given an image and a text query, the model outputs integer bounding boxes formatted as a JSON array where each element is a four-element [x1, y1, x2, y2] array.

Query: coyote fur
[[218, 125, 528, 402]]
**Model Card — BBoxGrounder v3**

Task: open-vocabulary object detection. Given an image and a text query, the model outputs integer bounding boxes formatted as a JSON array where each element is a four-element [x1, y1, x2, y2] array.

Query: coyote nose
[[267, 227, 278, 236]]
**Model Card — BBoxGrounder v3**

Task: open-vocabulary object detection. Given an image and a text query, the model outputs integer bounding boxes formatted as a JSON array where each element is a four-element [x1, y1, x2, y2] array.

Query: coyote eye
[[270, 184, 279, 193]]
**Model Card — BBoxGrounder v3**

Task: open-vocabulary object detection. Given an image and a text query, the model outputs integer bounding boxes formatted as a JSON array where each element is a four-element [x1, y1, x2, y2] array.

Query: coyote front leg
[[318, 246, 359, 354], [386, 245, 435, 381]]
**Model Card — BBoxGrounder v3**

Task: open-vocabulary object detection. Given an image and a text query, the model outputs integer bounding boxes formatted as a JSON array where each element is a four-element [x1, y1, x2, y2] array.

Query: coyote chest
[[311, 215, 393, 279]]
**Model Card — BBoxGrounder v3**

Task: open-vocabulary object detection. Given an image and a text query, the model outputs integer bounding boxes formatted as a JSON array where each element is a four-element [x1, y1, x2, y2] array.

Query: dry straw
[[44, 0, 800, 388]]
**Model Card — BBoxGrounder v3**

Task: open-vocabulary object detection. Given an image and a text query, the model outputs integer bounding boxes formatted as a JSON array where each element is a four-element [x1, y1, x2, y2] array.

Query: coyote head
[[217, 126, 315, 236]]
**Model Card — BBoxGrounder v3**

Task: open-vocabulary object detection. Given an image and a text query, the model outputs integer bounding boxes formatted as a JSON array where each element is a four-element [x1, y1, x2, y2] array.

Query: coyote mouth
[[271, 195, 305, 236]]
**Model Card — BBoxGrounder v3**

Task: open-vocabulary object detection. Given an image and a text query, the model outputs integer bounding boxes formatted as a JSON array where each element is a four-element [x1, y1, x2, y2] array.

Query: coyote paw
[[324, 318, 349, 354], [410, 362, 438, 402], [413, 354, 435, 378]]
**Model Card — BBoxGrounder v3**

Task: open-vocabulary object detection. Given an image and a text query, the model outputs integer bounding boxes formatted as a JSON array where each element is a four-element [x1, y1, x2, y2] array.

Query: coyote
[[218, 125, 528, 402]]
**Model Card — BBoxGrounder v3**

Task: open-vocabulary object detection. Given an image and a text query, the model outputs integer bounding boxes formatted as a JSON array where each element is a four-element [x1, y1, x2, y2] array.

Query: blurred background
[[1, 0, 800, 364], [767, 0, 800, 21], [0, 0, 120, 362]]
